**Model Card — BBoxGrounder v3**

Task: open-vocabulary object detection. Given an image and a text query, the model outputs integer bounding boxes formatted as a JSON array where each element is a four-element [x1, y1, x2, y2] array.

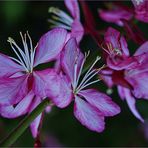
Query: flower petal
[[34, 28, 67, 66], [123, 88, 144, 122], [0, 75, 29, 105], [99, 8, 132, 26], [79, 89, 120, 117], [0, 53, 23, 77], [33, 69, 61, 99], [125, 71, 148, 99], [71, 20, 84, 43], [0, 91, 34, 118], [134, 41, 148, 56], [64, 0, 80, 19], [74, 96, 105, 133], [29, 96, 42, 138], [52, 74, 72, 108], [61, 38, 84, 83]]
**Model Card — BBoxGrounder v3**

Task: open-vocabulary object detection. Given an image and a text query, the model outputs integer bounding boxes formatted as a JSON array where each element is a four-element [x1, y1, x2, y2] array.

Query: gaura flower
[[0, 28, 68, 137], [52, 38, 120, 132], [48, 0, 84, 43], [101, 27, 148, 122]]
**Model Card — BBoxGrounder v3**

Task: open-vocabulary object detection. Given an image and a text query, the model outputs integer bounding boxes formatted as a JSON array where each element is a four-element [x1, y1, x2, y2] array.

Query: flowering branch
[[0, 98, 50, 147]]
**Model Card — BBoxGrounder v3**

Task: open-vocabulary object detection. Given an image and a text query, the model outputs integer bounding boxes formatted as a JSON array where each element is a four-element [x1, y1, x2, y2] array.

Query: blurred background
[[0, 1, 148, 147]]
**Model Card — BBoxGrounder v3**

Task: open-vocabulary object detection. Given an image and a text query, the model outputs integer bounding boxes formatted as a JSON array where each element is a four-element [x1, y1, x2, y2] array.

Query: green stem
[[0, 98, 50, 147]]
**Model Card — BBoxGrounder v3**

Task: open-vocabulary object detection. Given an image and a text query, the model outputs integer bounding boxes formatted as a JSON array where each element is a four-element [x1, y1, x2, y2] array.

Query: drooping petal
[[117, 85, 126, 100], [61, 38, 84, 83], [0, 75, 29, 106], [123, 87, 144, 122], [52, 74, 72, 108], [74, 96, 105, 133], [34, 28, 67, 66], [29, 96, 42, 138], [0, 91, 34, 118], [120, 36, 130, 56], [64, 0, 80, 19], [0, 53, 23, 77], [79, 89, 120, 117]]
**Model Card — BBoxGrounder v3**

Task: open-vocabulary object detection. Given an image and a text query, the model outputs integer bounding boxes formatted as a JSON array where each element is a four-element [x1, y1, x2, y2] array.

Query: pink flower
[[101, 27, 148, 122], [0, 28, 68, 137], [49, 0, 84, 43], [52, 38, 120, 133], [132, 0, 148, 23]]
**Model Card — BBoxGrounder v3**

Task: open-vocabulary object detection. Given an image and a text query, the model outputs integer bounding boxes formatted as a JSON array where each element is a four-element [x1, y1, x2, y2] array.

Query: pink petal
[[107, 56, 138, 70], [34, 28, 67, 66], [61, 38, 84, 83], [117, 85, 126, 100], [0, 91, 34, 118], [0, 53, 23, 77], [64, 0, 80, 19], [123, 88, 144, 122], [79, 89, 121, 117], [125, 71, 148, 99], [52, 74, 72, 108], [100, 69, 114, 88], [33, 69, 61, 99], [0, 75, 29, 105], [134, 41, 148, 56], [105, 27, 120, 48], [71, 20, 84, 43], [99, 9, 132, 26], [74, 96, 105, 133], [29, 96, 42, 138]]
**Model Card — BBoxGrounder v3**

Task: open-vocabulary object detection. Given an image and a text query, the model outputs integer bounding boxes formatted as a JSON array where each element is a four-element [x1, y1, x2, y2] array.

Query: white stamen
[[48, 7, 73, 30], [8, 32, 36, 73]]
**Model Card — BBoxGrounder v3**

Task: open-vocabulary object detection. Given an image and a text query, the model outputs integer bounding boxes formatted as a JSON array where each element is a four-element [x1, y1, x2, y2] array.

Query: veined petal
[[123, 87, 144, 122], [33, 69, 61, 99], [61, 38, 84, 83], [74, 96, 105, 133], [0, 91, 34, 118], [29, 96, 42, 138], [52, 74, 72, 108], [0, 53, 23, 77], [64, 0, 80, 20], [0, 75, 29, 106], [34, 28, 67, 66], [79, 89, 120, 117]]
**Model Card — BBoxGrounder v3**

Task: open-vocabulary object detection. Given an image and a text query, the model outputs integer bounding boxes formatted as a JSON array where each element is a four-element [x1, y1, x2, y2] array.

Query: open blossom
[[52, 38, 120, 132], [0, 28, 68, 137], [48, 0, 84, 43], [100, 27, 148, 122]]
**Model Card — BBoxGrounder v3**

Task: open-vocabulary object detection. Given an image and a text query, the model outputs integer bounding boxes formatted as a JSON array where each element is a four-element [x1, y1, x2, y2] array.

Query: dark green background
[[0, 1, 148, 147]]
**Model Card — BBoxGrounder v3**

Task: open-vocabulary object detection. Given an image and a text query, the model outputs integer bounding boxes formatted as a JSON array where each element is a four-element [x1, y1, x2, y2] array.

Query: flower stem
[[0, 98, 50, 147]]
